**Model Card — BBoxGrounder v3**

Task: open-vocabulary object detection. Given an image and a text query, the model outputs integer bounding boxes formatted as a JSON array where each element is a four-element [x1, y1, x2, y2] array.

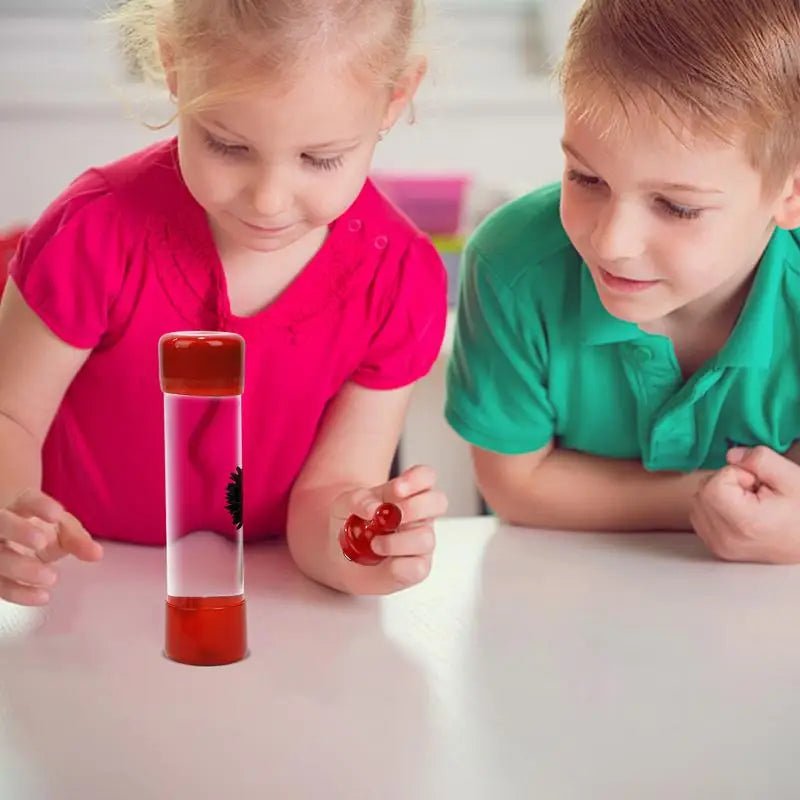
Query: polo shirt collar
[[714, 227, 792, 369]]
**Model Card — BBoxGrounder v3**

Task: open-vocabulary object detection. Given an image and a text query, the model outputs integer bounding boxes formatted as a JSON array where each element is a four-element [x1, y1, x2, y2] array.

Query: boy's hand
[[690, 447, 800, 564], [330, 465, 448, 595], [0, 489, 103, 606]]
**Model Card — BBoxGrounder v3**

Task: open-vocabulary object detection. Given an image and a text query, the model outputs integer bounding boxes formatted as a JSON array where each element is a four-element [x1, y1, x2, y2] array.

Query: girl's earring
[[377, 127, 390, 142]]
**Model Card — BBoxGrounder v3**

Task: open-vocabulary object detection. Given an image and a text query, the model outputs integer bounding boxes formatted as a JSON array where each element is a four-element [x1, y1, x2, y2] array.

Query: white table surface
[[2, 517, 800, 800]]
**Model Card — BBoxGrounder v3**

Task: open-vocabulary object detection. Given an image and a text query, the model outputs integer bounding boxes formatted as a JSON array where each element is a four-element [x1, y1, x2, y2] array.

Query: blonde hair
[[111, 0, 421, 114], [558, 0, 800, 191]]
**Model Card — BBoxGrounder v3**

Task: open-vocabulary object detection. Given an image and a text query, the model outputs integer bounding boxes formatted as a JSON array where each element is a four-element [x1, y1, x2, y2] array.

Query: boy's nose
[[589, 202, 645, 262]]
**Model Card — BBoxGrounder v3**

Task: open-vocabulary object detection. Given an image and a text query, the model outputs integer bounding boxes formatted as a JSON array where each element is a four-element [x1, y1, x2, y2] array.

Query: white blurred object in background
[[0, 601, 45, 640]]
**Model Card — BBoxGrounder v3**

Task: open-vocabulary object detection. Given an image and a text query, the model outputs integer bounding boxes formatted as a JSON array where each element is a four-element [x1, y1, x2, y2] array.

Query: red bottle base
[[165, 594, 247, 666]]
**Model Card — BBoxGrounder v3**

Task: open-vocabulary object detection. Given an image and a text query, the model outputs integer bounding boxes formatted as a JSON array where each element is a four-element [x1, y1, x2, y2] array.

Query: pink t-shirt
[[10, 139, 447, 545]]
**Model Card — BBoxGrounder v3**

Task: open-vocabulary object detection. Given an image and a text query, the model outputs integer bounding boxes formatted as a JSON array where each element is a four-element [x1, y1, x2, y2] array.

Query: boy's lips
[[597, 266, 661, 293]]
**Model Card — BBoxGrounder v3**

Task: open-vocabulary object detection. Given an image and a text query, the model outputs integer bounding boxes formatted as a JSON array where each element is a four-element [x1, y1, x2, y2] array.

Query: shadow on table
[[0, 540, 435, 800]]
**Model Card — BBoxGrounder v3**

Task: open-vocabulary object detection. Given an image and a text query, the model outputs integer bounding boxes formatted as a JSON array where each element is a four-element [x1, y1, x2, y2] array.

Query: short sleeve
[[352, 235, 448, 390], [9, 169, 127, 349], [445, 242, 555, 454]]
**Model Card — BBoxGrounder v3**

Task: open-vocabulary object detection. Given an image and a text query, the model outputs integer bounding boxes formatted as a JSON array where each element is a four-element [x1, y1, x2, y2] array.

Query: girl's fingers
[[44, 512, 103, 564], [371, 525, 435, 557], [0, 509, 48, 551], [333, 468, 445, 541], [332, 487, 385, 523], [7, 489, 64, 525], [346, 489, 447, 530], [385, 554, 432, 588], [395, 490, 448, 526], [347, 490, 382, 521], [0, 576, 50, 606], [382, 465, 437, 504], [0, 544, 58, 589]]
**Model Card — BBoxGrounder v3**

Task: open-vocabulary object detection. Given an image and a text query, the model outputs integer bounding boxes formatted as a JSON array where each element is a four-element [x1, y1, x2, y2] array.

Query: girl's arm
[[473, 441, 710, 532], [0, 280, 91, 503], [0, 280, 102, 605], [286, 381, 447, 594]]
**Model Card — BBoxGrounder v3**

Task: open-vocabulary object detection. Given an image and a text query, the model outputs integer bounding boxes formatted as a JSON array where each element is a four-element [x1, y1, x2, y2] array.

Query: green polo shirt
[[445, 183, 800, 471]]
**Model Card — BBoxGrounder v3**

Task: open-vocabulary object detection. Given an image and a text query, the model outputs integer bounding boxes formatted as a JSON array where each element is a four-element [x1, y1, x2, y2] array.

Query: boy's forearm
[[486, 449, 709, 532], [0, 413, 41, 507]]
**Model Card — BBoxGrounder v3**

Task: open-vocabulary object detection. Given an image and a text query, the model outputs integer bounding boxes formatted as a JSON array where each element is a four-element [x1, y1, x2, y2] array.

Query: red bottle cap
[[159, 332, 244, 397]]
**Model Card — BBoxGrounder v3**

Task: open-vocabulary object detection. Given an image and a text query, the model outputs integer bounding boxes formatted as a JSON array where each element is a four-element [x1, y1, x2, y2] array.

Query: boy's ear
[[773, 165, 800, 229], [380, 55, 427, 132]]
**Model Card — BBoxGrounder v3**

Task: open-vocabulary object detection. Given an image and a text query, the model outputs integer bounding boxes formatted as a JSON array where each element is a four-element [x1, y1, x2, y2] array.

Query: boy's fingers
[[701, 467, 764, 526], [728, 446, 800, 495], [728, 465, 760, 493]]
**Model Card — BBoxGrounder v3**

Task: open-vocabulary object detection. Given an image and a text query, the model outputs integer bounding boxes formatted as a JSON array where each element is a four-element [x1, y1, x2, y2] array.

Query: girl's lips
[[241, 219, 295, 235]]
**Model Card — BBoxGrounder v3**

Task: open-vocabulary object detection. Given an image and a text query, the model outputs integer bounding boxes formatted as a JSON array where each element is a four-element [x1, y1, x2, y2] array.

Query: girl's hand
[[0, 489, 103, 606], [331, 465, 448, 595]]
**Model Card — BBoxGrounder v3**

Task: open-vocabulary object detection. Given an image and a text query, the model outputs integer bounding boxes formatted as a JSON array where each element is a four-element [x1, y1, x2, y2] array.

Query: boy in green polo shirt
[[445, 0, 800, 561]]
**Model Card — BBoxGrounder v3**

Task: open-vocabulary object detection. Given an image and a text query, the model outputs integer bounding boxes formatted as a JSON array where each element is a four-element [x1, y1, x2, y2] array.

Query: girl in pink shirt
[[0, 0, 448, 605]]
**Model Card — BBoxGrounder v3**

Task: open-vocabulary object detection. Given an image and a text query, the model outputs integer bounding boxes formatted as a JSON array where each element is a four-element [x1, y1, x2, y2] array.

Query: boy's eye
[[656, 197, 703, 221], [566, 169, 603, 188], [566, 166, 704, 221], [204, 132, 249, 157], [302, 154, 344, 172]]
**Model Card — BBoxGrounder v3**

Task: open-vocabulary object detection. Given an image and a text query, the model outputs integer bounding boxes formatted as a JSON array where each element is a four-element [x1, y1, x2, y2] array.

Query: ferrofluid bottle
[[159, 331, 247, 666]]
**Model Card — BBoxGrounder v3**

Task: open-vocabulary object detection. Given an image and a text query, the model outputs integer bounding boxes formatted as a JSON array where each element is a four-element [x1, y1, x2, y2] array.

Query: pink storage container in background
[[371, 173, 472, 235]]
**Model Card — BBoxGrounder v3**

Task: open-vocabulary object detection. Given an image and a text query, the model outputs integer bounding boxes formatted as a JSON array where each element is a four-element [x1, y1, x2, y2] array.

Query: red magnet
[[339, 502, 402, 566]]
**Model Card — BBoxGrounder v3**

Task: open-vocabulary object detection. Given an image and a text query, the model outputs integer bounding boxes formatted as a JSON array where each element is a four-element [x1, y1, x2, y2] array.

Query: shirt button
[[634, 346, 653, 364], [348, 219, 362, 232], [374, 235, 388, 249]]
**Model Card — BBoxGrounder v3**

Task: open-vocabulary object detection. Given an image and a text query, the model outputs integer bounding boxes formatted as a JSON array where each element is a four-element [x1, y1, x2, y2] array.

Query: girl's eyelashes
[[203, 130, 344, 172], [203, 131, 249, 157], [302, 154, 345, 171]]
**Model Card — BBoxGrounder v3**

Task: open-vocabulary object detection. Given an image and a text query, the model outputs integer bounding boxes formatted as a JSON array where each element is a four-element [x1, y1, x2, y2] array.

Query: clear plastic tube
[[159, 332, 247, 666]]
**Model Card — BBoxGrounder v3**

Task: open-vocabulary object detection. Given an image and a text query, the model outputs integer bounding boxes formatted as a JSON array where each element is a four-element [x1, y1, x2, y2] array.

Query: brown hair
[[558, 0, 800, 191], [111, 0, 421, 114]]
